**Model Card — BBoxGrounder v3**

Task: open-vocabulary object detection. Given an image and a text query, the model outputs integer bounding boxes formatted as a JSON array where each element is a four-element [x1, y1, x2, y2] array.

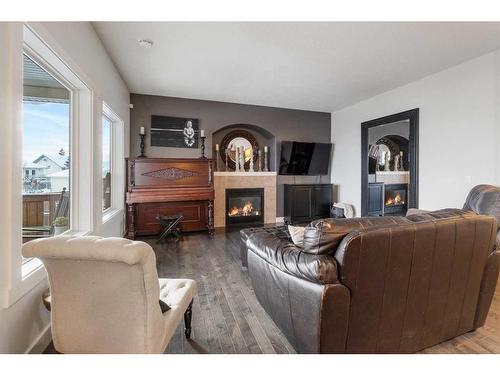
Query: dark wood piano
[[125, 158, 214, 239]]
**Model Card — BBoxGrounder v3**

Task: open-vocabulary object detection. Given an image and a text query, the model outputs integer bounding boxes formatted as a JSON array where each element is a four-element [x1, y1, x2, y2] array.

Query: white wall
[[331, 51, 500, 215], [0, 22, 129, 353]]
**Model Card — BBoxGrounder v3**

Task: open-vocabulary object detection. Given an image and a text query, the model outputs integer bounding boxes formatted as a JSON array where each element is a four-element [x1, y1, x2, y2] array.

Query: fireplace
[[384, 183, 408, 215], [225, 188, 264, 227]]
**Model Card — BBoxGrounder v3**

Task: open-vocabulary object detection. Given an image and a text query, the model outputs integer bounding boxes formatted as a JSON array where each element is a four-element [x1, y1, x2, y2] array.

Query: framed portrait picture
[[151, 115, 200, 148]]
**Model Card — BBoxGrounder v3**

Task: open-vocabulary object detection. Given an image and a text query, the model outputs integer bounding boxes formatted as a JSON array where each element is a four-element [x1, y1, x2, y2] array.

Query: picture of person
[[183, 120, 195, 147]]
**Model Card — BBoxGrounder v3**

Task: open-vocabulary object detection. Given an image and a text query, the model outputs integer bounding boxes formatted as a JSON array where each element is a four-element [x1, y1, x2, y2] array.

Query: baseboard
[[276, 217, 285, 223], [26, 323, 51, 354]]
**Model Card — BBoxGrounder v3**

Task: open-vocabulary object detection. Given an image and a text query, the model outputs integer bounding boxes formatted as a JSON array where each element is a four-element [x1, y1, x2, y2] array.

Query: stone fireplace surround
[[214, 172, 277, 228]]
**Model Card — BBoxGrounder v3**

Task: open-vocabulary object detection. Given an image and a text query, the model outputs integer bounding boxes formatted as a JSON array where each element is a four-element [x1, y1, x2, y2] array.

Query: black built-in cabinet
[[368, 182, 384, 216], [284, 184, 333, 224]]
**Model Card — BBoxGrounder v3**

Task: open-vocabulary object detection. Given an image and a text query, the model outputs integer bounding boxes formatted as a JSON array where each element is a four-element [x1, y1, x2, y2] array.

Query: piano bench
[[156, 213, 184, 243]]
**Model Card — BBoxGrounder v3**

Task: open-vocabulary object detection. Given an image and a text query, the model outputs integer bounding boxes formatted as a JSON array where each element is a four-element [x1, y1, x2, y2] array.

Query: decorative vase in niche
[[384, 152, 390, 171], [234, 146, 240, 172], [249, 148, 254, 172], [393, 154, 400, 172], [239, 146, 245, 172]]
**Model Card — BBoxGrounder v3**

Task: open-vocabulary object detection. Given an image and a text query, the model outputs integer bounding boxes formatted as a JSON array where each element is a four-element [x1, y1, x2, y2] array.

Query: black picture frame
[[150, 115, 200, 148], [361, 108, 419, 216]]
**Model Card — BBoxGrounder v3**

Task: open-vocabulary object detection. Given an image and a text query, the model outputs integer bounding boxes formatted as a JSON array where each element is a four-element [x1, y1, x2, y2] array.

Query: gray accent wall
[[129, 94, 331, 216]]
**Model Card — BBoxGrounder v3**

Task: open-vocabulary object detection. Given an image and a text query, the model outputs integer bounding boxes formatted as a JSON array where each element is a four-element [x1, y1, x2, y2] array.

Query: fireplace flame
[[228, 201, 258, 217], [386, 192, 404, 206]]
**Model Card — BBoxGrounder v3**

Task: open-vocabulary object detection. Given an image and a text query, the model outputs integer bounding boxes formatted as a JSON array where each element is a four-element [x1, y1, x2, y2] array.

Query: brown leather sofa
[[246, 185, 500, 353]]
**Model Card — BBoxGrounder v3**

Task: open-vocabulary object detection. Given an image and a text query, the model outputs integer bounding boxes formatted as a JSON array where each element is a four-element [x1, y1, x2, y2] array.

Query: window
[[1, 24, 95, 308], [102, 114, 112, 211], [22, 53, 71, 248]]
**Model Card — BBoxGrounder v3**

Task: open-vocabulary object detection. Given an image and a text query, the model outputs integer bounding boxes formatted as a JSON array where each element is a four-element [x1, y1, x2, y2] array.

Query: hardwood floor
[[156, 229, 295, 354], [44, 229, 500, 354]]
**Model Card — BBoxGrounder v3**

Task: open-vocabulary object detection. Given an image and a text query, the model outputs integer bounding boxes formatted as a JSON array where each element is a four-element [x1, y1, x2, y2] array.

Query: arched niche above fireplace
[[212, 124, 276, 171], [219, 129, 259, 170]]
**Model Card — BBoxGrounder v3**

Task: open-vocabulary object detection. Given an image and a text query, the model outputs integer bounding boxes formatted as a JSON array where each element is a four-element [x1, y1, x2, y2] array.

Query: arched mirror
[[220, 130, 259, 170]]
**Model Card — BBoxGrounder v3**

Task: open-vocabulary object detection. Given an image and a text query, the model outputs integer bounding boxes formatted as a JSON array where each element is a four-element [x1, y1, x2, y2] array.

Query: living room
[[2, 1, 500, 373]]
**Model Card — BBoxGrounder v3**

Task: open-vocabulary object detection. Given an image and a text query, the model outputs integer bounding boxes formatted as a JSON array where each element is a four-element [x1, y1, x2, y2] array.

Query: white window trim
[[20, 51, 74, 277], [101, 102, 125, 224], [1, 24, 94, 308]]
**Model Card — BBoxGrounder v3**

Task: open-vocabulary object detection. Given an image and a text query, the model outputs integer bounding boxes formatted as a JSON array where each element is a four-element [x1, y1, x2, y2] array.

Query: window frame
[[101, 112, 113, 213], [21, 48, 75, 273], [101, 102, 124, 224], [1, 24, 94, 308]]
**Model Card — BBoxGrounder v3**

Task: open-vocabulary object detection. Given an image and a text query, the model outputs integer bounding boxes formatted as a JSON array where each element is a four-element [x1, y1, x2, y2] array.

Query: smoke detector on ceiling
[[138, 39, 153, 48]]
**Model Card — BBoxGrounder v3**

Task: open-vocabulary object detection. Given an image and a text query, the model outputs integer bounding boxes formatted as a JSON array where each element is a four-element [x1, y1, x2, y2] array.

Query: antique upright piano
[[125, 158, 214, 239]]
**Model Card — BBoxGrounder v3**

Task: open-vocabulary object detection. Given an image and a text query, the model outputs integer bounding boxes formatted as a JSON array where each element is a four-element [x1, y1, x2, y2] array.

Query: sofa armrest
[[246, 232, 338, 285], [474, 249, 500, 328]]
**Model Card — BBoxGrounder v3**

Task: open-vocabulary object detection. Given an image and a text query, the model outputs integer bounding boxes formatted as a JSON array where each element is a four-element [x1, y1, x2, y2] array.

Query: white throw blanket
[[333, 202, 355, 218]]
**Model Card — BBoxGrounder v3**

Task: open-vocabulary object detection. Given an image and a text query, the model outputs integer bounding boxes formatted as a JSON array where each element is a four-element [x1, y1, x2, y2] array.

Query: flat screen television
[[279, 141, 332, 176]]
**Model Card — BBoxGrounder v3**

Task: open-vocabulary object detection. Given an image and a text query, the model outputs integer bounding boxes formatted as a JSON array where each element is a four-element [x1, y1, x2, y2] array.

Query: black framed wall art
[[151, 115, 200, 148]]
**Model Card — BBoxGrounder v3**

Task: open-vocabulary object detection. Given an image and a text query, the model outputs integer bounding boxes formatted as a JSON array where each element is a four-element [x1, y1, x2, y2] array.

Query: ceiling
[[93, 22, 500, 112]]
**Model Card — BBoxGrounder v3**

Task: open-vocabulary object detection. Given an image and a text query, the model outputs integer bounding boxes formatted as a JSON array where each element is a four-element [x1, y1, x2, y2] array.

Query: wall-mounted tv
[[279, 141, 332, 176]]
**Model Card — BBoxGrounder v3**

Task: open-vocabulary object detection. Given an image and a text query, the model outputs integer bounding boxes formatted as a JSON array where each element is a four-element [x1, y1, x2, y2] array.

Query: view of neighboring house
[[32, 152, 68, 172], [22, 151, 69, 193], [22, 162, 48, 178]]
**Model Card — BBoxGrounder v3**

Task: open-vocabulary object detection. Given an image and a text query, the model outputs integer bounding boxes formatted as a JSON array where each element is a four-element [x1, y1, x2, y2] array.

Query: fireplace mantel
[[214, 172, 277, 227], [214, 171, 277, 177], [375, 171, 409, 184]]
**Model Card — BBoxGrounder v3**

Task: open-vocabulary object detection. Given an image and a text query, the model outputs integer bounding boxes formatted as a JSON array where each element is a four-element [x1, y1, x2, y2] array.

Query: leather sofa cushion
[[302, 209, 478, 256], [240, 225, 291, 242], [405, 208, 476, 222], [302, 216, 407, 255], [246, 232, 338, 284]]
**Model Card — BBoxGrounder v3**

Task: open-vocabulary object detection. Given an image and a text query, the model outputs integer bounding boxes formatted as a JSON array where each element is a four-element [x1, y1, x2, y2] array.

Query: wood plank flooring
[[157, 229, 296, 354], [44, 229, 500, 354]]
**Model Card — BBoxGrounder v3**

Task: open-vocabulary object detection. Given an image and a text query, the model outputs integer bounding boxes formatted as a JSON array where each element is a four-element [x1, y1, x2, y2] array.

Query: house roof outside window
[[32, 153, 69, 169]]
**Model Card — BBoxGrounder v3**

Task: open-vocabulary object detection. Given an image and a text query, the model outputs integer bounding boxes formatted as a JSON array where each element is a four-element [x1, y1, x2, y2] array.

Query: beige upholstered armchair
[[22, 235, 197, 354]]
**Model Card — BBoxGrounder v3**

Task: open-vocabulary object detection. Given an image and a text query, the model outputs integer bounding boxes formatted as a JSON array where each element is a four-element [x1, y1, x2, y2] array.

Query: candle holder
[[263, 147, 269, 172], [214, 147, 219, 171], [235, 147, 240, 172], [249, 147, 255, 172], [239, 146, 245, 172], [138, 133, 146, 158], [200, 136, 207, 159]]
